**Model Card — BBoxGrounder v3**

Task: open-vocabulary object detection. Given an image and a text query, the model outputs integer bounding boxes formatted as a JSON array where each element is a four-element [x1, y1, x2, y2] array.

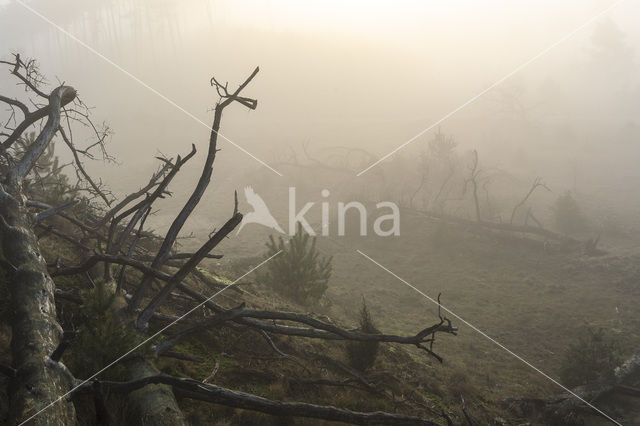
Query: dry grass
[[20, 202, 640, 424]]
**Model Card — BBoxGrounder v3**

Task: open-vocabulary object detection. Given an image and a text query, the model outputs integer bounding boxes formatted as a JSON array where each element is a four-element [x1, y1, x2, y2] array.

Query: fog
[[1, 0, 639, 242], [3, 1, 640, 424], [2, 1, 638, 198]]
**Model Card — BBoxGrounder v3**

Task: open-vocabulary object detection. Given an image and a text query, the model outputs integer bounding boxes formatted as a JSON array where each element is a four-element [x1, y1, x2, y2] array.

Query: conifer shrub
[[345, 299, 380, 372], [69, 281, 142, 379], [19, 132, 74, 205], [559, 326, 621, 387], [552, 191, 587, 235], [258, 224, 332, 305]]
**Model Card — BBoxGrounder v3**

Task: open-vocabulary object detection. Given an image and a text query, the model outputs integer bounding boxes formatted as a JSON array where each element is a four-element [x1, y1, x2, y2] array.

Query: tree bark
[[0, 183, 76, 425], [76, 374, 444, 425], [122, 357, 187, 426], [129, 67, 258, 314], [0, 85, 78, 425]]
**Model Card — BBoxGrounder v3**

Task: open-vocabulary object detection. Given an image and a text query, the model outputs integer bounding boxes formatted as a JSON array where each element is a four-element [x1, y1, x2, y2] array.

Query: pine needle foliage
[[346, 298, 380, 372], [559, 326, 621, 387], [19, 131, 74, 205], [69, 281, 141, 379], [258, 224, 332, 305]]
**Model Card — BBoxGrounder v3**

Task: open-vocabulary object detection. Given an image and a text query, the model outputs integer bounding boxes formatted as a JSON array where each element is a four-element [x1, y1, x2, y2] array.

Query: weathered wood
[[129, 67, 259, 313], [9, 86, 76, 182], [122, 358, 187, 426], [0, 183, 76, 425], [173, 281, 456, 363], [136, 212, 243, 328], [0, 85, 78, 425], [415, 208, 576, 242], [76, 374, 444, 425]]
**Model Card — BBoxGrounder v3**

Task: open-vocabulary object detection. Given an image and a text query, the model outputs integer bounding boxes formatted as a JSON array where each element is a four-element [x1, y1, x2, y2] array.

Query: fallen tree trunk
[[0, 85, 78, 425], [1, 60, 459, 425], [0, 186, 76, 425], [414, 209, 577, 242], [505, 349, 640, 424], [123, 358, 187, 426], [76, 374, 445, 425]]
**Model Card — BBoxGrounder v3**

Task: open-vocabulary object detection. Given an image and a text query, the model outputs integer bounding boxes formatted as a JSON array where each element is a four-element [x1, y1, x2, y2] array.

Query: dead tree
[[509, 177, 550, 225], [126, 68, 258, 323], [71, 375, 446, 425], [505, 347, 640, 425], [0, 55, 459, 425], [410, 151, 577, 244], [463, 150, 482, 222], [274, 141, 379, 175], [415, 209, 575, 243], [410, 152, 429, 210], [432, 161, 456, 213], [0, 55, 89, 425]]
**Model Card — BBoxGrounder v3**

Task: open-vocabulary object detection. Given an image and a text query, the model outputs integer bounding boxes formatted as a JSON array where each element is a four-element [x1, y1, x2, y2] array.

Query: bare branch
[[203, 360, 219, 384], [154, 303, 246, 355], [130, 67, 259, 312], [50, 330, 77, 363], [9, 85, 76, 182], [136, 211, 243, 328], [58, 126, 111, 206], [34, 199, 79, 223], [172, 282, 456, 362], [9, 54, 48, 98], [52, 254, 172, 282], [27, 199, 106, 242], [0, 103, 50, 150], [463, 150, 482, 222], [104, 145, 197, 276], [0, 94, 29, 117], [97, 161, 171, 228], [510, 177, 550, 225], [74, 375, 444, 425], [116, 206, 151, 292]]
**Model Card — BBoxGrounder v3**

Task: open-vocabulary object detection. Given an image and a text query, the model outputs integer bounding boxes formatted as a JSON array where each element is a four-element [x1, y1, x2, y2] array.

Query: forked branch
[[130, 67, 259, 314], [9, 85, 76, 183], [510, 177, 550, 225]]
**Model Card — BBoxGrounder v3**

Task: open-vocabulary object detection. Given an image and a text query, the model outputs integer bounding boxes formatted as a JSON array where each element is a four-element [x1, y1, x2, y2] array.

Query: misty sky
[[0, 0, 639, 210]]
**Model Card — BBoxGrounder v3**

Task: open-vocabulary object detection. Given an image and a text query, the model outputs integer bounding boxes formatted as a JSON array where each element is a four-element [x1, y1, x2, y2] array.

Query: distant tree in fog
[[590, 17, 636, 75], [428, 127, 457, 159], [552, 191, 587, 235]]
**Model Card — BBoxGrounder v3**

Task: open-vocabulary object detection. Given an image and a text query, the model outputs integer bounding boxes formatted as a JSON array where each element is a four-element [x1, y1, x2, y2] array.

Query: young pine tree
[[258, 224, 332, 305], [346, 298, 380, 372]]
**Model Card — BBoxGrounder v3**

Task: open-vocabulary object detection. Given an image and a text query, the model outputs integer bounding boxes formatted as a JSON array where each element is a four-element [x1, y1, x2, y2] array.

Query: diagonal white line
[[356, 0, 625, 176], [356, 249, 623, 426], [18, 250, 282, 426], [13, 0, 283, 177]]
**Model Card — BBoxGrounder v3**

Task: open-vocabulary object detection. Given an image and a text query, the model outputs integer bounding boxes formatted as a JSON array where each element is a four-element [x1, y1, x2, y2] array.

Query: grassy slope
[[208, 207, 640, 424], [6, 206, 638, 425]]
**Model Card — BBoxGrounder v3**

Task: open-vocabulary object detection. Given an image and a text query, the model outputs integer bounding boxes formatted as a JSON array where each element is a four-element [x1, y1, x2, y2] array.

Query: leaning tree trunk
[[0, 86, 78, 425], [104, 286, 186, 426], [123, 357, 186, 426], [0, 183, 76, 425]]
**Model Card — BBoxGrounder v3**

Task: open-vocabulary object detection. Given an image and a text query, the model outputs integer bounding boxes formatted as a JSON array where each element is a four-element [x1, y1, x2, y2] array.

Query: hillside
[[21, 208, 640, 424]]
